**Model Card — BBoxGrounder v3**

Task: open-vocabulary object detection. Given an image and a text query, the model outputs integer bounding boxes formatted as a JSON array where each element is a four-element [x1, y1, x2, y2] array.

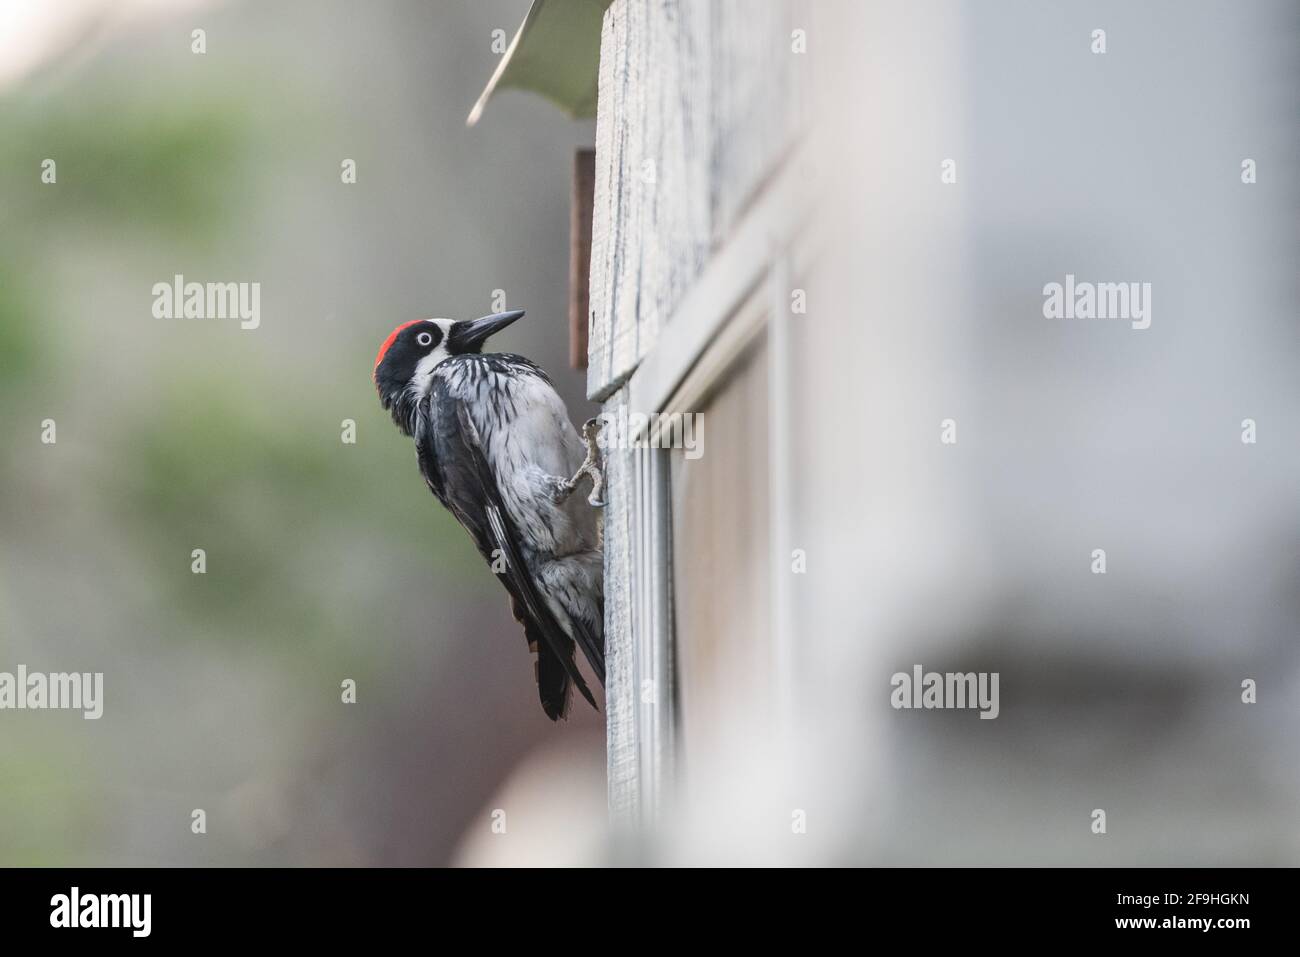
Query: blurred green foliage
[[0, 93, 246, 398], [0, 734, 101, 866], [1, 98, 245, 234], [0, 62, 495, 866], [0, 260, 40, 391]]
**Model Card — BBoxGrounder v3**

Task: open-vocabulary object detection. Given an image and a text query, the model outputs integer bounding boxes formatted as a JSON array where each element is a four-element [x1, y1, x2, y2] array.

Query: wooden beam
[[626, 146, 817, 423], [569, 147, 596, 369]]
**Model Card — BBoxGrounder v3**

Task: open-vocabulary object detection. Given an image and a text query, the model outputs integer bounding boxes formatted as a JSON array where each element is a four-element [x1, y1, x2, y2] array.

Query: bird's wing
[[418, 380, 598, 718]]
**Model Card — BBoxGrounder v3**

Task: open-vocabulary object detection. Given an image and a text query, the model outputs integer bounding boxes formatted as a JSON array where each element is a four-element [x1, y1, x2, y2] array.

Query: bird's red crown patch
[[373, 320, 424, 376]]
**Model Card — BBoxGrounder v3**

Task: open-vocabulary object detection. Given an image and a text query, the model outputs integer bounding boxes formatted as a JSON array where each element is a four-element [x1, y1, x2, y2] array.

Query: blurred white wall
[[644, 0, 1298, 866]]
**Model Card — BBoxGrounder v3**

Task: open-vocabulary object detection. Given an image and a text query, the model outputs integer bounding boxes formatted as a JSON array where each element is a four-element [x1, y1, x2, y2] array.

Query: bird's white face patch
[[410, 318, 455, 394]]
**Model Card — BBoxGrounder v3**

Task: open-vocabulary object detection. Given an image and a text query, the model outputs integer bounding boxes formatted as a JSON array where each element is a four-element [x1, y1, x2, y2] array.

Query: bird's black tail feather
[[535, 637, 572, 721], [516, 599, 572, 720]]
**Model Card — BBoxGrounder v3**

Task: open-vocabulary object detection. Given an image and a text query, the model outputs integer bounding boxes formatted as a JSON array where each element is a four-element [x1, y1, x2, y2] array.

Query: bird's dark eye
[[416, 331, 433, 347]]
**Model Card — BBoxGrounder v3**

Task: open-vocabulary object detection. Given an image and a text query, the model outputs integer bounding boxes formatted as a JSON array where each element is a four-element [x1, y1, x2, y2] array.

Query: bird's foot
[[548, 419, 606, 508], [579, 418, 606, 508]]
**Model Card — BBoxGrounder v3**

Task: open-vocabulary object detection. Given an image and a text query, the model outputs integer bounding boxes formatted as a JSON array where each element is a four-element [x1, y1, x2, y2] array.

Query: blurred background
[[692, 0, 1300, 866], [0, 0, 604, 866]]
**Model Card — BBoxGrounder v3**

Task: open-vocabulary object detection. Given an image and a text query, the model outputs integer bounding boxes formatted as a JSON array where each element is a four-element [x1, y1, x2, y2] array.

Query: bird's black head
[[373, 310, 524, 433]]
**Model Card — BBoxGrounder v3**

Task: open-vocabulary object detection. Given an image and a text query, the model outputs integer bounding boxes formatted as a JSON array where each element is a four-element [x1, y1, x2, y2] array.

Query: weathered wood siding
[[599, 386, 639, 822], [600, 385, 677, 827], [587, 0, 800, 401], [590, 0, 802, 824]]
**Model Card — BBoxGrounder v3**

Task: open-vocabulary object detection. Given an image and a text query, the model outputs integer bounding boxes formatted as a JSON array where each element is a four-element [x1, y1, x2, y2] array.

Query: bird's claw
[[580, 418, 606, 508], [549, 418, 606, 508]]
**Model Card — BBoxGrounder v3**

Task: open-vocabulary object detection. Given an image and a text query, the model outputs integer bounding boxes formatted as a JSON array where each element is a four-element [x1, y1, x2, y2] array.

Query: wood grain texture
[[599, 386, 639, 822], [587, 0, 799, 401], [569, 148, 596, 369], [592, 0, 802, 822]]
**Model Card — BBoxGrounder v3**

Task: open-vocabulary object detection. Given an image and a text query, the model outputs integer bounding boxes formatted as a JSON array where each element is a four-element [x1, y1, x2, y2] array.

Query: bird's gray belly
[[472, 378, 598, 559]]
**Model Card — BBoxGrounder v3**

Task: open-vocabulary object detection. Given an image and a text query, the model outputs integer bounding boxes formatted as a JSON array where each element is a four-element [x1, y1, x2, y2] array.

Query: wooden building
[[473, 0, 1299, 865]]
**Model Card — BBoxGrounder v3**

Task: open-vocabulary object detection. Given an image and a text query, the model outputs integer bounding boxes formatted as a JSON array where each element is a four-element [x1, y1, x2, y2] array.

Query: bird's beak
[[453, 310, 524, 352]]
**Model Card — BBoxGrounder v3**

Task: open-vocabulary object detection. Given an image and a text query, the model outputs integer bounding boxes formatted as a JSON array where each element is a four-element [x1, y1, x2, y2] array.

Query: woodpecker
[[374, 310, 605, 720]]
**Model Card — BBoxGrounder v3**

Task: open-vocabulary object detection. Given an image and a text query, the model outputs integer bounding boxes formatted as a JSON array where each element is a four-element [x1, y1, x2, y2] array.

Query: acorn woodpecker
[[374, 310, 605, 720]]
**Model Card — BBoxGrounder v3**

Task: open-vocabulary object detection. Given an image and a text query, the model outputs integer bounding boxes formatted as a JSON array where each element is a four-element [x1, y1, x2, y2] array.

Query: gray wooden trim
[[602, 231, 818, 824], [625, 150, 814, 420], [604, 388, 676, 824], [593, 0, 808, 827], [633, 444, 675, 816], [587, 0, 803, 403], [601, 387, 639, 824]]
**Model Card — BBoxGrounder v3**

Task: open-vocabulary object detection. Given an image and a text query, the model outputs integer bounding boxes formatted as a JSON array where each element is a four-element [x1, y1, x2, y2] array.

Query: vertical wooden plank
[[586, 0, 626, 397], [710, 0, 801, 234], [634, 446, 652, 811], [587, 0, 798, 401], [601, 387, 640, 824], [668, 337, 772, 784], [644, 445, 676, 812], [593, 0, 802, 826], [569, 148, 596, 370]]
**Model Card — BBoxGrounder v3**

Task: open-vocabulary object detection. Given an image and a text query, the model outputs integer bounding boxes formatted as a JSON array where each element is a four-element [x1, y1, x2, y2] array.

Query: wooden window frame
[[606, 150, 818, 823]]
